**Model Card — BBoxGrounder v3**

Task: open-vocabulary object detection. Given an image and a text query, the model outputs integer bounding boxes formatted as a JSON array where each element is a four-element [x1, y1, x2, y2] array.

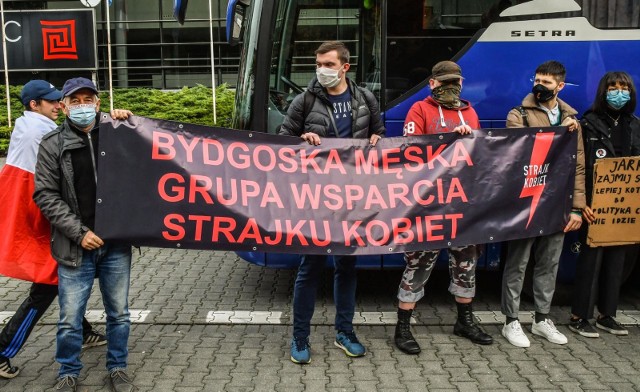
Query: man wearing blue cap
[[0, 80, 110, 380], [33, 78, 135, 392]]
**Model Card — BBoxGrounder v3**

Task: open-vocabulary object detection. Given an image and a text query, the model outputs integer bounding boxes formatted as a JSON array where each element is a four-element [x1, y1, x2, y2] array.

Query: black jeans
[[0, 283, 92, 359], [571, 226, 632, 320]]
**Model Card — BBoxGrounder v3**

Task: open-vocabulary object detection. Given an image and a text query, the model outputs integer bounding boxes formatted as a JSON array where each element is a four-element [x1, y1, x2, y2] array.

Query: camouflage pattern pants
[[397, 245, 480, 303]]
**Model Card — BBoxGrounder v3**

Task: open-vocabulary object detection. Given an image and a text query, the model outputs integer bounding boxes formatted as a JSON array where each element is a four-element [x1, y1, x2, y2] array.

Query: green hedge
[[0, 84, 235, 156]]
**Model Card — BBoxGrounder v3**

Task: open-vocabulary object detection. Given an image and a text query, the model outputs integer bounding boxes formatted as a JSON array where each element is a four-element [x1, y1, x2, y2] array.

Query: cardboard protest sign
[[587, 156, 640, 247]]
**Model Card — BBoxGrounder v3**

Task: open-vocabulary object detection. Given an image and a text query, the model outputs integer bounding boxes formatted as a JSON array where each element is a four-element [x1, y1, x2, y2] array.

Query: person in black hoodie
[[569, 71, 640, 338]]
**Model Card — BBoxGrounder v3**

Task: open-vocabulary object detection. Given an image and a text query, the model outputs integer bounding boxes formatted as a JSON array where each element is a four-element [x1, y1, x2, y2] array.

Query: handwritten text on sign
[[588, 157, 640, 246]]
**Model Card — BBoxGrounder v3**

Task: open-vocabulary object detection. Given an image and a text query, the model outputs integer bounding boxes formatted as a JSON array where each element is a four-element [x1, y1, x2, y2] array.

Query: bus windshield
[[266, 0, 382, 134]]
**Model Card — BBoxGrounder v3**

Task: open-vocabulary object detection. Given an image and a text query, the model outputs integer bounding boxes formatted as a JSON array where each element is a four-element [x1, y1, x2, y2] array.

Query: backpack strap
[[301, 90, 315, 121], [515, 105, 529, 127]]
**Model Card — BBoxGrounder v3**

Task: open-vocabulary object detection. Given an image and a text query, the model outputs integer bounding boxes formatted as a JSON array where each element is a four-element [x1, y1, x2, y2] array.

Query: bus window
[[385, 0, 506, 106], [267, 0, 381, 134]]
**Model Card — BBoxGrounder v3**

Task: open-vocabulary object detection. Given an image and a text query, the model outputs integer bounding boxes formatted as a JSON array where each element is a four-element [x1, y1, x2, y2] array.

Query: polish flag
[[0, 112, 58, 284]]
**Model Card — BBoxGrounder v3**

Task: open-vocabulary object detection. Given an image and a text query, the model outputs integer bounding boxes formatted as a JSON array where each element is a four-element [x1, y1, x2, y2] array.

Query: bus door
[[266, 0, 382, 135]]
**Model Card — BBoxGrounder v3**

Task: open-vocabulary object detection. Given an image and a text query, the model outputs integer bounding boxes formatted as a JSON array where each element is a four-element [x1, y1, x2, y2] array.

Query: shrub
[[0, 84, 235, 156]]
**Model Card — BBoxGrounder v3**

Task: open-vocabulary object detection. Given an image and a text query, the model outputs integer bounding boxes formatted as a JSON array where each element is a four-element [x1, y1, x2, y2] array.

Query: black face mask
[[532, 84, 556, 103]]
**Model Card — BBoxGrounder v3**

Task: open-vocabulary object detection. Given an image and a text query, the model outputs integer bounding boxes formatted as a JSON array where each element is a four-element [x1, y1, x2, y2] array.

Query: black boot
[[453, 302, 493, 345], [394, 308, 421, 354]]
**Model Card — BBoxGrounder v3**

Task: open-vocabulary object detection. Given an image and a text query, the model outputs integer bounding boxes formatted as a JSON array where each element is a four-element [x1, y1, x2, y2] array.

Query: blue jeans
[[57, 244, 132, 377], [292, 255, 356, 338]]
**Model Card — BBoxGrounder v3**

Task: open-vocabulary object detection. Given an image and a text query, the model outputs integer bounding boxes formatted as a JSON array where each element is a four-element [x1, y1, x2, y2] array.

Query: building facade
[[3, 0, 638, 91], [5, 0, 237, 90]]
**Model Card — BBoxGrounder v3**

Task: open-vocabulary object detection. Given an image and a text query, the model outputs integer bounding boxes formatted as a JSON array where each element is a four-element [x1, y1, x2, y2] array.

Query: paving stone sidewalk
[[1, 248, 640, 391], [2, 323, 640, 391]]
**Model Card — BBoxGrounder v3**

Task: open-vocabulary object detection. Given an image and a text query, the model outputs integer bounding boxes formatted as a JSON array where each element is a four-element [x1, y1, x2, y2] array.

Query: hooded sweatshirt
[[403, 96, 480, 136]]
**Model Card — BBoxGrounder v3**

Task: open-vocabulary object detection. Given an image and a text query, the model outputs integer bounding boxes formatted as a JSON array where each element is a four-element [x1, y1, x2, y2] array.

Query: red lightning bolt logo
[[520, 132, 555, 228]]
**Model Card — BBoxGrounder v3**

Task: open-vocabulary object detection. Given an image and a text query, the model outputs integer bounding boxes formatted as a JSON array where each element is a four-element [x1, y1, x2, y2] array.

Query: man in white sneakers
[[501, 60, 586, 347]]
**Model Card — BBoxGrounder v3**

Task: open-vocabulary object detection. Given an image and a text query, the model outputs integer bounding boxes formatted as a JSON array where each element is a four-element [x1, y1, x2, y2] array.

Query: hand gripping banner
[[95, 115, 577, 255]]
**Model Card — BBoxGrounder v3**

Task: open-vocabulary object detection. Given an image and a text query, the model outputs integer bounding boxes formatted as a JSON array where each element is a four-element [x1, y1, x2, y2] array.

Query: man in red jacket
[[394, 61, 493, 355]]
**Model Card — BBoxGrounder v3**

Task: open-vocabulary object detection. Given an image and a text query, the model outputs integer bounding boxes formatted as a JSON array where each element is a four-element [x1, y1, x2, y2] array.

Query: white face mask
[[316, 66, 342, 88]]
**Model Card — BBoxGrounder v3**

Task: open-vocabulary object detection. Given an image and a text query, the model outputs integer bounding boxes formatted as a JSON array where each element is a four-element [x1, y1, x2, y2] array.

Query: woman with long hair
[[569, 71, 640, 338]]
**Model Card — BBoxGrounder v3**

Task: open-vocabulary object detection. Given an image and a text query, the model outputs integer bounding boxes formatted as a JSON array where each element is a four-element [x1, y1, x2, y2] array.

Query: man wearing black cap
[[0, 80, 110, 380], [33, 77, 135, 392], [393, 61, 493, 355]]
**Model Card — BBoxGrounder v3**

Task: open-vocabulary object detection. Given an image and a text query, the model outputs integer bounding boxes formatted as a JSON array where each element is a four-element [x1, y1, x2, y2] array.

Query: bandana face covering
[[432, 83, 462, 109]]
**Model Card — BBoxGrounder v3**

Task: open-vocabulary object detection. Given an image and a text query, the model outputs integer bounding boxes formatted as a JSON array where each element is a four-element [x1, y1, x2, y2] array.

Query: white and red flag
[[0, 112, 58, 284]]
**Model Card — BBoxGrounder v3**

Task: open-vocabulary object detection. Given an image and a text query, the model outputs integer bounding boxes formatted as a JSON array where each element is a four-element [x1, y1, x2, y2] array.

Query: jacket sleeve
[[506, 108, 525, 128], [361, 88, 386, 137], [632, 116, 640, 156], [33, 135, 87, 245], [279, 93, 306, 137], [403, 102, 427, 136], [572, 124, 587, 209]]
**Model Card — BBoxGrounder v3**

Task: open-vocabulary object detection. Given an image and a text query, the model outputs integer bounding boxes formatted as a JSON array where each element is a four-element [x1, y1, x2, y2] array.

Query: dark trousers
[[292, 255, 357, 338], [0, 283, 91, 359], [571, 226, 631, 320]]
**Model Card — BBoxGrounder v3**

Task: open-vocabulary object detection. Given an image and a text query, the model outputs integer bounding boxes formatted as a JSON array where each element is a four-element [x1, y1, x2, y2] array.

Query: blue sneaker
[[290, 336, 311, 364], [334, 331, 366, 357]]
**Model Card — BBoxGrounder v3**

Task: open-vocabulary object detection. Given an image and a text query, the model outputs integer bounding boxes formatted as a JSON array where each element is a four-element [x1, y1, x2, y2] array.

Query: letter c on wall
[[4, 21, 22, 42]]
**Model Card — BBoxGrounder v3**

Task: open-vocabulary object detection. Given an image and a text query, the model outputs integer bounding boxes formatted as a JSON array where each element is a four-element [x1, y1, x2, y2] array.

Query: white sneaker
[[531, 319, 568, 345], [502, 320, 530, 348]]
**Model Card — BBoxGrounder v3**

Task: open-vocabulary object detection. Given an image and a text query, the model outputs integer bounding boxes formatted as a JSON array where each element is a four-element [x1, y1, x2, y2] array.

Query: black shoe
[[109, 369, 137, 392], [454, 320, 494, 345], [55, 375, 77, 391], [0, 356, 20, 379], [83, 329, 107, 349], [596, 316, 628, 336], [394, 309, 421, 355], [454, 303, 493, 345], [568, 318, 599, 338]]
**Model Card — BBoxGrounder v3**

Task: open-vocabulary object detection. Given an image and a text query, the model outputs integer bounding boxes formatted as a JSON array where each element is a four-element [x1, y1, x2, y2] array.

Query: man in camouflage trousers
[[394, 61, 493, 355]]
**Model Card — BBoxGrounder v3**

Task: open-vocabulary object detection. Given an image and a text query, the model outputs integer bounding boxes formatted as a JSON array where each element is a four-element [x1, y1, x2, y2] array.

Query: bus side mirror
[[227, 0, 250, 46], [173, 0, 189, 25]]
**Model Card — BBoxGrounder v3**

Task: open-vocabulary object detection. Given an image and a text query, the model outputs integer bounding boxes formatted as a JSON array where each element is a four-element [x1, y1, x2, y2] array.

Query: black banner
[[96, 115, 577, 255], [0, 10, 96, 71]]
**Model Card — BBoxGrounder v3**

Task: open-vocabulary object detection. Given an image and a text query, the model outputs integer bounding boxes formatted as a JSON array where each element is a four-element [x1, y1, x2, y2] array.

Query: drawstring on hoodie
[[437, 105, 467, 128], [457, 110, 466, 126]]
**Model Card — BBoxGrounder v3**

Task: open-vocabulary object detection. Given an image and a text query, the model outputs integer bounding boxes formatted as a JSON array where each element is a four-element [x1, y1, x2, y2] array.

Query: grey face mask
[[316, 66, 342, 88]]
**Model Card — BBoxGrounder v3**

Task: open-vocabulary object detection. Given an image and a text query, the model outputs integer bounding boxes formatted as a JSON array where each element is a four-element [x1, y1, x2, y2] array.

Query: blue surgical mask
[[606, 89, 631, 110], [68, 104, 97, 127]]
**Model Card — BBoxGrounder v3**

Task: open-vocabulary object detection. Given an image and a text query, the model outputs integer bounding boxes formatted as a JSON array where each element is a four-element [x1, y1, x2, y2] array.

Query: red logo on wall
[[40, 20, 78, 60]]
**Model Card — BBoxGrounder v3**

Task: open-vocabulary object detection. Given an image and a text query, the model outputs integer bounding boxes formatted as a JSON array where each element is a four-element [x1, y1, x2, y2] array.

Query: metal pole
[[114, 0, 128, 88], [106, 0, 114, 111], [208, 0, 217, 124], [1, 0, 12, 127]]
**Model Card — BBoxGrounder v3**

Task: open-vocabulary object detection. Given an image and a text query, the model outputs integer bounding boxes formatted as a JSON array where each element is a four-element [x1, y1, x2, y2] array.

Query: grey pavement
[[1, 247, 640, 391]]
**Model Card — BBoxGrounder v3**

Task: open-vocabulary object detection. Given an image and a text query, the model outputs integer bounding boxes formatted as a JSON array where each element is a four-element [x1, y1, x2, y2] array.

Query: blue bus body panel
[[237, 244, 501, 271], [236, 252, 384, 269], [386, 40, 640, 136]]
